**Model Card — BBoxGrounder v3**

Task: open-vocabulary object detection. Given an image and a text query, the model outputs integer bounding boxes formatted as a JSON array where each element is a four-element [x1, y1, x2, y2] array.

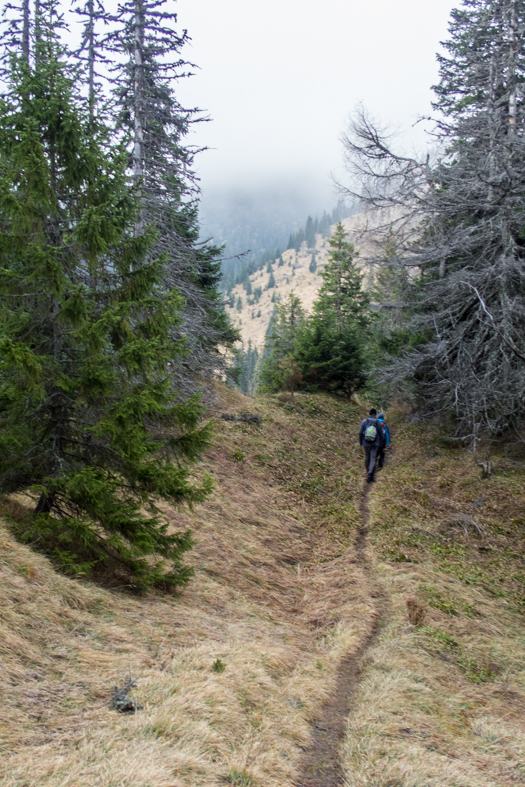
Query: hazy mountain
[[198, 183, 353, 278]]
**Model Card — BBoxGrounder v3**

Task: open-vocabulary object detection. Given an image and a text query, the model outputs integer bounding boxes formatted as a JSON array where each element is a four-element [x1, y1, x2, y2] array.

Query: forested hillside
[[223, 211, 374, 354]]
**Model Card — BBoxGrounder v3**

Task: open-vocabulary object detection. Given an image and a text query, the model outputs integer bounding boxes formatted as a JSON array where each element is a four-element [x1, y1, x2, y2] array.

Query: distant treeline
[[221, 248, 283, 294], [286, 201, 353, 252], [221, 200, 352, 293]]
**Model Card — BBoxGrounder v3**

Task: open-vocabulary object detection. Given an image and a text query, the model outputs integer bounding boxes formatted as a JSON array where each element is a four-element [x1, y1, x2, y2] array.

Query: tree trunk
[[133, 0, 144, 180], [35, 492, 54, 515], [133, 0, 145, 235], [87, 0, 95, 125], [22, 0, 30, 64], [34, 0, 41, 65], [508, 0, 517, 136]]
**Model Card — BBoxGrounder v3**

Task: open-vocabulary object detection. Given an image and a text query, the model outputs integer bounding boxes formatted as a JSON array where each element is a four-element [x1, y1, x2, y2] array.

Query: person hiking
[[359, 408, 385, 484], [377, 412, 391, 470]]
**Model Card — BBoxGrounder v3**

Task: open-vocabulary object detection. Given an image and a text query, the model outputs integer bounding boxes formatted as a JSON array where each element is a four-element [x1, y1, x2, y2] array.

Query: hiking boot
[[367, 474, 375, 484]]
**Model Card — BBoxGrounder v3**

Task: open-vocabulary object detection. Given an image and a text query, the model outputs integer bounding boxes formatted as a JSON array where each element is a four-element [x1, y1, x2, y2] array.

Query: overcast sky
[[175, 0, 458, 208]]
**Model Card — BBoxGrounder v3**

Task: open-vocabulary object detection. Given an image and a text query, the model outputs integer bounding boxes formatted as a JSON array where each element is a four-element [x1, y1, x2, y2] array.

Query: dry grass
[[5, 393, 524, 786], [0, 387, 373, 787], [342, 407, 525, 787]]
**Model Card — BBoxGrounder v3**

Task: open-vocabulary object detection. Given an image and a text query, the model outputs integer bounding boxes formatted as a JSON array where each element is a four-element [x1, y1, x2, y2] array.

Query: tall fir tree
[[236, 340, 260, 396], [305, 215, 316, 248], [0, 40, 212, 587], [294, 224, 369, 396], [315, 222, 370, 330], [106, 0, 237, 394]]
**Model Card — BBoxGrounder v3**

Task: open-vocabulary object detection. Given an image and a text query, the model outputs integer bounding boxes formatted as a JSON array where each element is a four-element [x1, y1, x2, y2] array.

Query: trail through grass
[[1, 392, 525, 787]]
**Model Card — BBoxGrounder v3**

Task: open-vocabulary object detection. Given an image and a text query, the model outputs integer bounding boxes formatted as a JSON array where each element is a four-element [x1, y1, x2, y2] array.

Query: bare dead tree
[[340, 0, 525, 443]]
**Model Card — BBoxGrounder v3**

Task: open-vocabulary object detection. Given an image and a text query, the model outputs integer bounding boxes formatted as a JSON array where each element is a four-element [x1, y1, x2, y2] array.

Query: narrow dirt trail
[[294, 483, 387, 787]]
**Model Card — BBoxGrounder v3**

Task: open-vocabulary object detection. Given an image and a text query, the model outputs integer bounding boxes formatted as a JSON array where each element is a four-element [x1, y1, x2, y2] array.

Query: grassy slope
[[0, 388, 373, 787], [343, 408, 525, 787], [1, 392, 525, 787]]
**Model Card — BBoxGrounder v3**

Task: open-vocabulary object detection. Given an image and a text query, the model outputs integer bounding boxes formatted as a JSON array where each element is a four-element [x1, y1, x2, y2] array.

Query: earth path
[[294, 483, 387, 787]]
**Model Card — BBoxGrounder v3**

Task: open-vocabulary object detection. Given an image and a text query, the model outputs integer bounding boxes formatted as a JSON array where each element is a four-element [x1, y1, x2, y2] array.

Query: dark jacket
[[359, 417, 385, 448]]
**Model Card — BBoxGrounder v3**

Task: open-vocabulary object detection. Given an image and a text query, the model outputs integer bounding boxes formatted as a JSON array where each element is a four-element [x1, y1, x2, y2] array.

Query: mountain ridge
[[225, 212, 377, 351]]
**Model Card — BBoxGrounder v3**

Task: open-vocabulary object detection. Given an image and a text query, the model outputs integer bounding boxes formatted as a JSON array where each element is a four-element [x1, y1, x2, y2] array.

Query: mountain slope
[[1, 390, 525, 787], [225, 213, 376, 350]]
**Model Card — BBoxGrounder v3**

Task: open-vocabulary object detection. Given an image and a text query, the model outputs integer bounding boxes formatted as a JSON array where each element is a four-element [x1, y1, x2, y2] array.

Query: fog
[[176, 0, 457, 231]]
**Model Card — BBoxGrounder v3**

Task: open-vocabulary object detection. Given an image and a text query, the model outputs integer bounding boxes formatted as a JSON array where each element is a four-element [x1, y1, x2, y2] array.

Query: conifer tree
[[259, 294, 305, 392], [316, 223, 369, 330], [294, 227, 305, 251], [267, 271, 276, 289], [236, 340, 259, 396], [294, 223, 369, 396], [0, 45, 211, 588], [294, 314, 367, 396], [318, 211, 332, 238], [305, 215, 316, 248], [106, 0, 236, 394]]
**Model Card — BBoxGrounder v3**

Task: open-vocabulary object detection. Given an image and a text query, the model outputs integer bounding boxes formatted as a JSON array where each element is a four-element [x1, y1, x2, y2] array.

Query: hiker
[[359, 408, 385, 484], [377, 412, 391, 470]]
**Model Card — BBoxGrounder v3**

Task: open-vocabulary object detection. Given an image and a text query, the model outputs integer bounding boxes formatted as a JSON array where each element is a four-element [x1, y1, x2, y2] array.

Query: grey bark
[[339, 0, 525, 440]]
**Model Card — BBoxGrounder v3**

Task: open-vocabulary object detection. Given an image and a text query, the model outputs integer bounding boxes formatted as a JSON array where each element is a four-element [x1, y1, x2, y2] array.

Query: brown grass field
[[1, 388, 525, 786]]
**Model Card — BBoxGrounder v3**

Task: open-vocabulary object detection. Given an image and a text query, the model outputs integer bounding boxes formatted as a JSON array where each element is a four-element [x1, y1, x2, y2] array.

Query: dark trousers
[[378, 447, 385, 468], [364, 445, 379, 476]]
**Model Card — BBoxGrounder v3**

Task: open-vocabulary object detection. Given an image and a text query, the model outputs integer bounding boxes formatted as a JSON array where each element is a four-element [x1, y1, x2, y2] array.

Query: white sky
[[175, 0, 458, 206]]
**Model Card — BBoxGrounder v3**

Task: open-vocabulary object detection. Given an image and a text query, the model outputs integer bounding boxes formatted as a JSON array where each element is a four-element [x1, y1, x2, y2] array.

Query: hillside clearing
[[1, 391, 525, 786]]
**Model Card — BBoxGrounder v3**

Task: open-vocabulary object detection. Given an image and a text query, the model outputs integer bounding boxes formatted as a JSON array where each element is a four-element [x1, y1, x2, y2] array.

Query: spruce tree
[[259, 294, 305, 392], [294, 314, 367, 396], [294, 227, 305, 251], [0, 47, 211, 588], [236, 340, 260, 396], [106, 0, 237, 394], [318, 211, 332, 238], [305, 215, 316, 248], [316, 223, 370, 330], [294, 223, 369, 396]]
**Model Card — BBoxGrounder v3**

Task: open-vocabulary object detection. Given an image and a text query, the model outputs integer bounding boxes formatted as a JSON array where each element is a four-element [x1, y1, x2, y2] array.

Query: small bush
[[212, 658, 226, 673], [225, 771, 255, 786]]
